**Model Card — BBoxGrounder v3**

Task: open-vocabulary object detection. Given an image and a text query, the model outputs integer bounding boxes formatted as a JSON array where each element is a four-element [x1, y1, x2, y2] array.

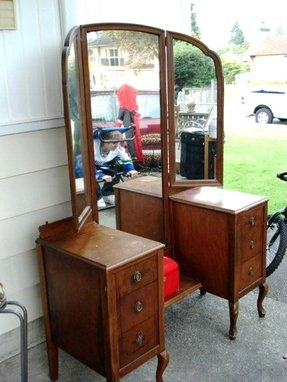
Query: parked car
[[90, 89, 160, 132], [241, 88, 287, 124]]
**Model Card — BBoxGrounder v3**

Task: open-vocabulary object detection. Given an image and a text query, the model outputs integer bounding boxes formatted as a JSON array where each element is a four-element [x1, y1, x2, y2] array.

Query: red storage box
[[163, 256, 180, 298]]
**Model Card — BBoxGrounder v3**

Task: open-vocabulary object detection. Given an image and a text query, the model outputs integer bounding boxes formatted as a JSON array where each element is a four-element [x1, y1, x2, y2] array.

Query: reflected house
[[87, 31, 160, 90], [245, 35, 287, 83]]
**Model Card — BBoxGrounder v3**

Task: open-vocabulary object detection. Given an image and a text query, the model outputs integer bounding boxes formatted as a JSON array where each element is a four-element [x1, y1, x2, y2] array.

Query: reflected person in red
[[116, 84, 144, 164]]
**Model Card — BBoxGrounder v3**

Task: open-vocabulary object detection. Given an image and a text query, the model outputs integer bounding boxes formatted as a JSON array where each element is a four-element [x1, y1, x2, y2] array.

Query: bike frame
[[268, 206, 287, 226]]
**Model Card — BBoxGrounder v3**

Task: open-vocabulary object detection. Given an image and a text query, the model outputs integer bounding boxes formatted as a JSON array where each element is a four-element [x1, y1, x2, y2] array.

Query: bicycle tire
[[266, 215, 287, 277]]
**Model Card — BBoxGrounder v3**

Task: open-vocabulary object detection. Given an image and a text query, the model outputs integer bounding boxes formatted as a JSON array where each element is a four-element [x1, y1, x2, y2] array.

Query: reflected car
[[90, 89, 160, 132]]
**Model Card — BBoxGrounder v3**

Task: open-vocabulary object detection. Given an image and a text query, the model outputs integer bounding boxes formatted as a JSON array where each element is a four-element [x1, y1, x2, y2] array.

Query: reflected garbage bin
[[180, 129, 216, 179]]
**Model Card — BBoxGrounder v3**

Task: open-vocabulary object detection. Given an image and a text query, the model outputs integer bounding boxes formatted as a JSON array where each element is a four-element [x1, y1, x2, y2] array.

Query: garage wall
[[0, 127, 71, 331], [0, 0, 68, 344], [0, 0, 192, 360], [0, 0, 63, 133]]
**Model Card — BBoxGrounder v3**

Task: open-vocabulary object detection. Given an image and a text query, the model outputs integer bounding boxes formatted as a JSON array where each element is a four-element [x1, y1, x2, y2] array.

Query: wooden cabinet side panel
[[36, 244, 59, 380], [42, 247, 106, 376], [116, 190, 164, 243], [171, 202, 233, 298]]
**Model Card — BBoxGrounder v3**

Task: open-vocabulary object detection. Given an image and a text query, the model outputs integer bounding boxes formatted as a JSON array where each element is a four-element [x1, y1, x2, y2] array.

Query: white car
[[241, 89, 287, 123]]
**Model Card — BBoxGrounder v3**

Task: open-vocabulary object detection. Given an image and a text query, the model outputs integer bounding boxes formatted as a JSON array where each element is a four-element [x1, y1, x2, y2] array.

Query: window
[[0, 0, 16, 30], [101, 48, 123, 67], [88, 49, 96, 62]]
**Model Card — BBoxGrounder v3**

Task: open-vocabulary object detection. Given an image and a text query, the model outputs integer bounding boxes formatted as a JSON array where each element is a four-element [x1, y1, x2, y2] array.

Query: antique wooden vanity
[[36, 23, 268, 382]]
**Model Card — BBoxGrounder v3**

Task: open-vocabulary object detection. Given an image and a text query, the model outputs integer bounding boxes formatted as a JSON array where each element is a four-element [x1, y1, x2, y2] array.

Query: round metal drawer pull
[[249, 216, 255, 225], [249, 240, 255, 249], [133, 271, 142, 283], [248, 267, 254, 276], [136, 331, 144, 346], [135, 300, 143, 312]]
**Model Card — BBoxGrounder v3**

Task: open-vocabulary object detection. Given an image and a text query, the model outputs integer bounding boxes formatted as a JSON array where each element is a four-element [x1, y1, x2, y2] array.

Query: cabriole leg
[[156, 350, 169, 382], [228, 301, 239, 340]]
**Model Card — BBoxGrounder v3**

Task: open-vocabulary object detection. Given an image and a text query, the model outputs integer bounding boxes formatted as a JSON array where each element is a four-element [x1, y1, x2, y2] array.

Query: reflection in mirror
[[63, 32, 93, 228], [68, 43, 84, 192], [173, 39, 218, 182], [86, 30, 161, 228]]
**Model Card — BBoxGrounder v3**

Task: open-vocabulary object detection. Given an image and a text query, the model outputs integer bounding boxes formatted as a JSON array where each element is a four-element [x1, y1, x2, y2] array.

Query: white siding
[[0, 0, 192, 355], [0, 0, 72, 342], [0, 0, 63, 131], [0, 127, 72, 335], [0, 127, 68, 178]]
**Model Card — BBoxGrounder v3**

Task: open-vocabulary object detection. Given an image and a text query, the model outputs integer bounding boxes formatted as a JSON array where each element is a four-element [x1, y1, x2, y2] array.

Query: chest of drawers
[[169, 187, 269, 339], [37, 221, 169, 381]]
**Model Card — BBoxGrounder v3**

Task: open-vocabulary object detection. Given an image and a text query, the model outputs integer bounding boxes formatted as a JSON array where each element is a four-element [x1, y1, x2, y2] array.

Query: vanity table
[[36, 21, 268, 382]]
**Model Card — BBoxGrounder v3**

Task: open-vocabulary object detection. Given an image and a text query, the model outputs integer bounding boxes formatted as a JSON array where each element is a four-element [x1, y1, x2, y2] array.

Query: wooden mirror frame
[[165, 31, 224, 193], [62, 26, 97, 231], [62, 23, 224, 236]]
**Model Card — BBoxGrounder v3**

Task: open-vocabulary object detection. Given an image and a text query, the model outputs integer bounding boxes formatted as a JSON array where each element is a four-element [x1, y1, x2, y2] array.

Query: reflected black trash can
[[180, 130, 215, 179]]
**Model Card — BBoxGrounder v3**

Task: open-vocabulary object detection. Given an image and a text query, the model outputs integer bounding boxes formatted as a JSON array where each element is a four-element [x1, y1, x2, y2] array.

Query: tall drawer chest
[[37, 220, 169, 381], [169, 187, 269, 339]]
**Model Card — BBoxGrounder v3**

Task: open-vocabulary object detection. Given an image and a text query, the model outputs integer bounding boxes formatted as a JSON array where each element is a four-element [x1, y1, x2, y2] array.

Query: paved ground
[[0, 288, 286, 382], [0, 207, 287, 381]]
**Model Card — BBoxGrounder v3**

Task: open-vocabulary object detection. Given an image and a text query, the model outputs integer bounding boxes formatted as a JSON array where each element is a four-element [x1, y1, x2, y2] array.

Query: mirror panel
[[84, 28, 163, 227], [62, 27, 94, 230], [166, 32, 223, 189]]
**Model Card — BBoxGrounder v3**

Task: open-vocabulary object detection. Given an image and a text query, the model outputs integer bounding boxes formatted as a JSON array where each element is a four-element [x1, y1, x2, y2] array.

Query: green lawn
[[223, 121, 287, 213]]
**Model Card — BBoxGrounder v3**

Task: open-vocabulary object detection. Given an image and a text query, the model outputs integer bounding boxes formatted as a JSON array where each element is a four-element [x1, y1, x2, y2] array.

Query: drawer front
[[119, 316, 158, 367], [239, 255, 262, 291], [239, 206, 264, 262], [116, 255, 157, 297], [118, 282, 156, 333]]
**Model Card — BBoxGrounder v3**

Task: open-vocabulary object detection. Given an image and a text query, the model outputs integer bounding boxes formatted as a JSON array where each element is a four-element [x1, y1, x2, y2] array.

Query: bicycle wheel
[[266, 215, 287, 277]]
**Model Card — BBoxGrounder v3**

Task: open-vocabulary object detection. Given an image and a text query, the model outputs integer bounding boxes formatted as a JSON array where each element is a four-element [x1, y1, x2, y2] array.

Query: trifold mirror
[[62, 23, 224, 236]]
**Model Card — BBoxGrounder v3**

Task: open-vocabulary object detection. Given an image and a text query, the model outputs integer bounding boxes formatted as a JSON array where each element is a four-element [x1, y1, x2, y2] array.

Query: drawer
[[115, 255, 157, 297], [119, 316, 158, 368], [239, 255, 262, 291], [238, 206, 264, 262], [118, 282, 156, 333]]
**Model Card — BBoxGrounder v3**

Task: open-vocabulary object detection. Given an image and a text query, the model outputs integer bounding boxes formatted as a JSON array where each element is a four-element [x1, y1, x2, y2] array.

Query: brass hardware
[[133, 271, 142, 283], [248, 267, 254, 276], [249, 240, 255, 249], [135, 301, 143, 312], [135, 331, 144, 346], [249, 216, 255, 225]]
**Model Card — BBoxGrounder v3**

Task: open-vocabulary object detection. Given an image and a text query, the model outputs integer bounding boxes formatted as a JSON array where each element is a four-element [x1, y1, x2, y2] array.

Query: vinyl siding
[[0, 0, 192, 358], [0, 0, 70, 341], [0, 127, 72, 335]]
